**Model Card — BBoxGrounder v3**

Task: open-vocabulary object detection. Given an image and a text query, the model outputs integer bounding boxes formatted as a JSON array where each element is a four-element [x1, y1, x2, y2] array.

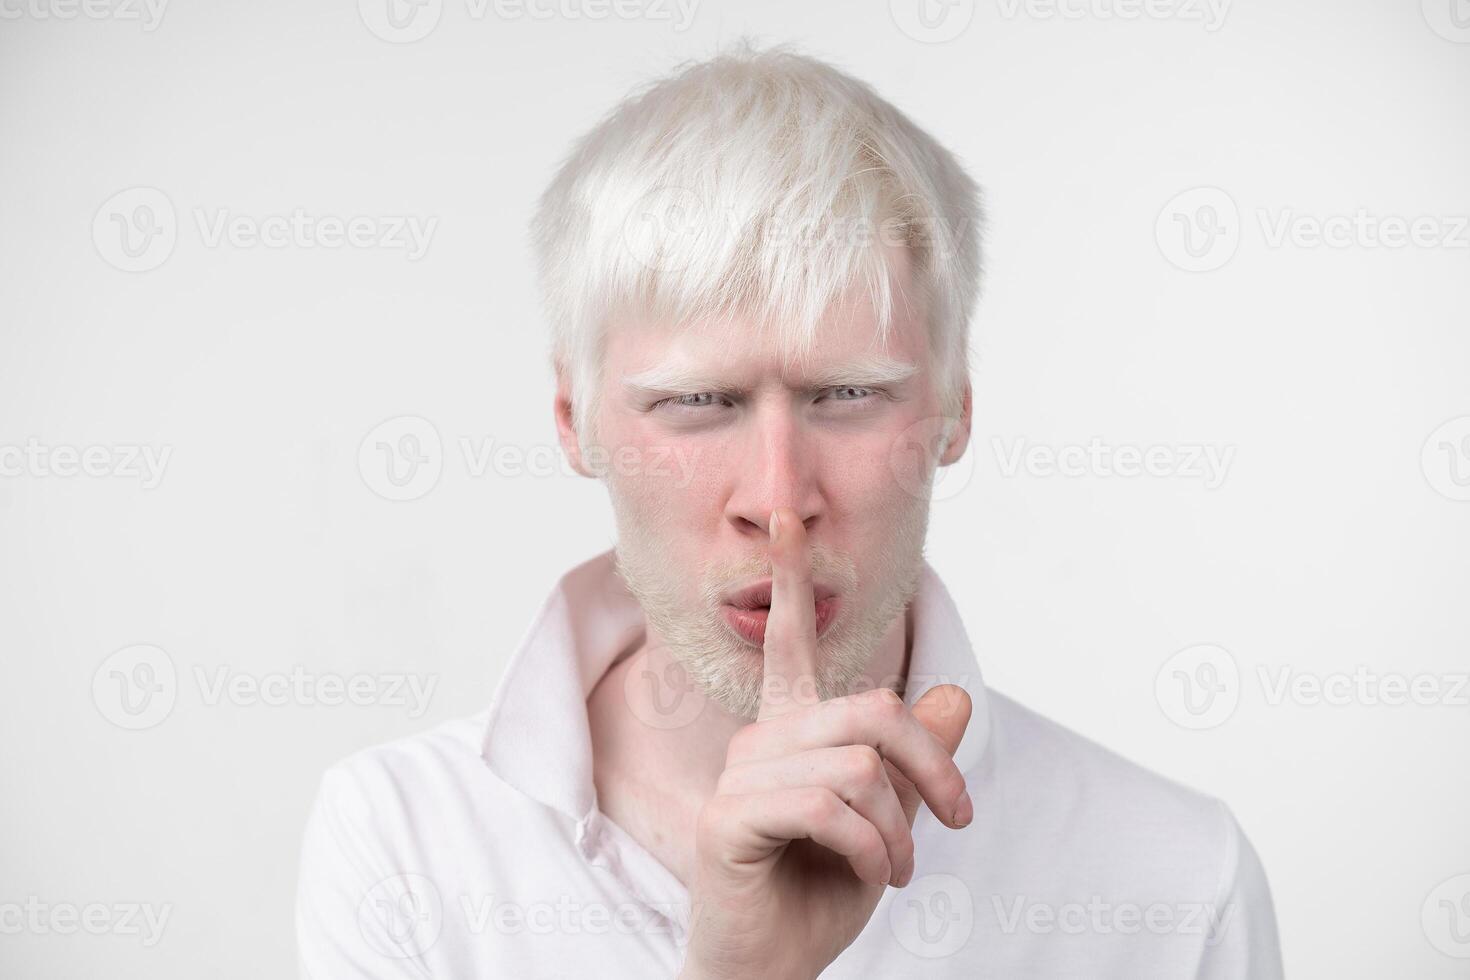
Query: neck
[[585, 605, 914, 885]]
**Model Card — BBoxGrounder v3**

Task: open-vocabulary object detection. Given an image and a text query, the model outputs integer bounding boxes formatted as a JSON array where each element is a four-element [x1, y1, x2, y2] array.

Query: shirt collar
[[481, 547, 992, 821]]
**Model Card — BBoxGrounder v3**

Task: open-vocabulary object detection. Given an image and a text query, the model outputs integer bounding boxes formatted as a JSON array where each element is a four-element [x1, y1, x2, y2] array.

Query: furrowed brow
[[799, 356, 918, 390], [620, 368, 747, 400]]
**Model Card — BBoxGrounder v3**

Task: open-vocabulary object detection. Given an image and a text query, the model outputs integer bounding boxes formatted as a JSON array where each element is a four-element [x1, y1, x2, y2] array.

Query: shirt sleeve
[[295, 763, 438, 980], [1195, 802, 1284, 980]]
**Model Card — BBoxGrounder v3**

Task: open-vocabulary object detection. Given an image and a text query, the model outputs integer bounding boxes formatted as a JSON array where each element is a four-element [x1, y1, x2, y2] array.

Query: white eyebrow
[[621, 354, 919, 399]]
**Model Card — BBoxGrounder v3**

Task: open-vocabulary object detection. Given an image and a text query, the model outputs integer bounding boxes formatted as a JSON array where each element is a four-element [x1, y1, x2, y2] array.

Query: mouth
[[720, 579, 840, 647]]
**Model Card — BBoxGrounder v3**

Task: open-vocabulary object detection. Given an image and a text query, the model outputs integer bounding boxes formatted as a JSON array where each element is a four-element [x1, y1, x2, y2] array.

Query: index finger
[[758, 507, 821, 721]]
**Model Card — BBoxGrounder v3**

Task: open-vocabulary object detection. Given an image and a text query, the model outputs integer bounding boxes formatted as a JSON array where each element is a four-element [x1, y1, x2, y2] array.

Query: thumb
[[889, 684, 973, 826], [912, 683, 972, 757]]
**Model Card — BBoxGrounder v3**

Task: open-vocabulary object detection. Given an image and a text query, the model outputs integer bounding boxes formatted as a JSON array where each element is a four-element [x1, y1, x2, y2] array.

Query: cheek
[[818, 428, 931, 567], [825, 426, 923, 510], [602, 430, 721, 540], [880, 414, 953, 505], [617, 440, 716, 506]]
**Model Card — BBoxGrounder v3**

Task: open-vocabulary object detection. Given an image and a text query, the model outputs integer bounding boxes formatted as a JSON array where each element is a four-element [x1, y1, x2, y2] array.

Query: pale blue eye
[[831, 386, 873, 400]]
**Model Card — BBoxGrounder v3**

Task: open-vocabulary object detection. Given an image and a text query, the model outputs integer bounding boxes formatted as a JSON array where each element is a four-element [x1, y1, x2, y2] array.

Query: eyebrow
[[621, 355, 919, 400]]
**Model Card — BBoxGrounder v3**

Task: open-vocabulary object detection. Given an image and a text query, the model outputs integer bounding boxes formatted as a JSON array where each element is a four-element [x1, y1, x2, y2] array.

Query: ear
[[553, 361, 598, 479], [938, 381, 973, 466]]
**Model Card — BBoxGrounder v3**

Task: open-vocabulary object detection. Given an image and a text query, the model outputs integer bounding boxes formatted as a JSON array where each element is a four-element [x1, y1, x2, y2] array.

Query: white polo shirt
[[296, 549, 1283, 978]]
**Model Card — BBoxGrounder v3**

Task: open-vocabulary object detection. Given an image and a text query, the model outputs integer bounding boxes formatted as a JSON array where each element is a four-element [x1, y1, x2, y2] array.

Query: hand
[[679, 507, 973, 980]]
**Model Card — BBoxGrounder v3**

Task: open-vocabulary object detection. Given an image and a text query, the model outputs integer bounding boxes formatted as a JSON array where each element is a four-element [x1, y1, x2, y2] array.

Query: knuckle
[[833, 697, 867, 731], [842, 745, 886, 786], [798, 787, 837, 824]]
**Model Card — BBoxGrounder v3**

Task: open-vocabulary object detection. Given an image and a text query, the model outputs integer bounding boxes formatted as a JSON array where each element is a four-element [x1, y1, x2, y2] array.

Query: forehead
[[606, 248, 930, 386]]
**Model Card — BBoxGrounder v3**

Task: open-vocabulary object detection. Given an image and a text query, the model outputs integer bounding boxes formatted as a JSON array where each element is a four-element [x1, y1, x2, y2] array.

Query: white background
[[1, 0, 1467, 976]]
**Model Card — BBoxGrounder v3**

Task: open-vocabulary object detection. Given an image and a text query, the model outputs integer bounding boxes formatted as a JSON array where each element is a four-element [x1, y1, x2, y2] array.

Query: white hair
[[530, 40, 984, 444]]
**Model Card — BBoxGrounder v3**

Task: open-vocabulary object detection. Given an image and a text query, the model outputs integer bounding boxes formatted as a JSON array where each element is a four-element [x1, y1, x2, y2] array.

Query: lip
[[725, 578, 838, 610], [721, 596, 840, 646]]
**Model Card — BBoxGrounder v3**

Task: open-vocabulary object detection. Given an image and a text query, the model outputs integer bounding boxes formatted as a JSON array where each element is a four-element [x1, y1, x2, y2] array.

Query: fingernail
[[769, 509, 781, 544], [953, 789, 973, 828], [898, 856, 915, 887]]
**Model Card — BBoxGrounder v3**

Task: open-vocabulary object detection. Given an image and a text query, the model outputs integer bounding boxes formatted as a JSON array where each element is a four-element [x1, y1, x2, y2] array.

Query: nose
[[724, 400, 825, 541]]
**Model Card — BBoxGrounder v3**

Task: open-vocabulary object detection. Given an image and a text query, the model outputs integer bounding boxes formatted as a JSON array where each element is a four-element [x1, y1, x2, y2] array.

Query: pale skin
[[558, 247, 976, 979]]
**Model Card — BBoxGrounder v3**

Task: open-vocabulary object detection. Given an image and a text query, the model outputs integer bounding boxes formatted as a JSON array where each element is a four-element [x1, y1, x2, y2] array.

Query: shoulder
[[298, 711, 499, 877], [981, 689, 1261, 895], [315, 711, 488, 799]]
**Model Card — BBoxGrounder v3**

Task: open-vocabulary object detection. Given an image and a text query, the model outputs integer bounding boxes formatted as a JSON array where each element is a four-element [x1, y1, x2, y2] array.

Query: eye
[[812, 385, 891, 415], [651, 392, 729, 412], [828, 385, 877, 401]]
